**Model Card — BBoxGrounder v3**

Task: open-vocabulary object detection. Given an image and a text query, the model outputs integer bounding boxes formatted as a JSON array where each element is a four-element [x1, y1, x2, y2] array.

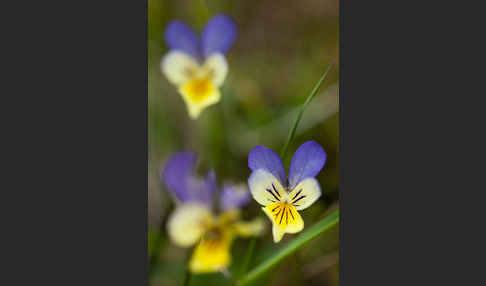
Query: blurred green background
[[148, 0, 339, 285]]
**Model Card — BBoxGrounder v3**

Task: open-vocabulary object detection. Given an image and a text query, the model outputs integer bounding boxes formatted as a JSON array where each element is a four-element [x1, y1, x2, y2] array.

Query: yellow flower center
[[267, 202, 299, 227], [183, 78, 215, 103], [201, 227, 224, 246]]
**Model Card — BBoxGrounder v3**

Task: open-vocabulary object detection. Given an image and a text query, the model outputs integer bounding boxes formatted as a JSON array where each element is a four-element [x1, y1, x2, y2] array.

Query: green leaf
[[237, 209, 339, 286]]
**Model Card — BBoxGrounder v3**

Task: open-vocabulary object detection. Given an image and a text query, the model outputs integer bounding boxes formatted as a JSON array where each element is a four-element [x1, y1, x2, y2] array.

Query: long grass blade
[[237, 209, 339, 286], [280, 63, 335, 160]]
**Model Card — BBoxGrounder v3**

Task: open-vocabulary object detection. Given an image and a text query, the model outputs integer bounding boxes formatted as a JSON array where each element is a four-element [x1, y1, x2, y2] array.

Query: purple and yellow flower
[[162, 152, 263, 273], [161, 14, 237, 119], [247, 141, 326, 243]]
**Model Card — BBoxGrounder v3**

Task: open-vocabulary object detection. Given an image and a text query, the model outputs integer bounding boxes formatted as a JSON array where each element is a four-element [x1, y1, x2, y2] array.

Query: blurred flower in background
[[162, 152, 264, 273], [248, 141, 326, 242], [161, 14, 237, 119]]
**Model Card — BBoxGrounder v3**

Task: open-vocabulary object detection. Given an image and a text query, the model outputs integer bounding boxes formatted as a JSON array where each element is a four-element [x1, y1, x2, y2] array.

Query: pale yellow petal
[[167, 203, 213, 247], [287, 177, 321, 210], [202, 53, 228, 87], [179, 79, 220, 119], [262, 203, 304, 243], [161, 51, 198, 85], [248, 169, 287, 206], [233, 218, 265, 237], [272, 223, 285, 243], [189, 229, 233, 273]]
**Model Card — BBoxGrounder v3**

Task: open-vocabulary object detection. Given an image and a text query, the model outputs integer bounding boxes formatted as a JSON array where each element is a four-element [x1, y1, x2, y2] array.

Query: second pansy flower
[[162, 152, 263, 273], [161, 14, 237, 119]]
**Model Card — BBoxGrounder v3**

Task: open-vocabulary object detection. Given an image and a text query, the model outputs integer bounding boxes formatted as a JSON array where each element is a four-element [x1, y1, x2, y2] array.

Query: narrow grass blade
[[280, 63, 335, 160], [237, 209, 339, 286]]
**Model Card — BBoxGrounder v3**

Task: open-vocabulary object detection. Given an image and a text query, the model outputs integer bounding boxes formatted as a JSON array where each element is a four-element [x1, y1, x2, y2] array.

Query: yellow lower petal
[[189, 228, 233, 273], [262, 202, 304, 243], [179, 78, 220, 119]]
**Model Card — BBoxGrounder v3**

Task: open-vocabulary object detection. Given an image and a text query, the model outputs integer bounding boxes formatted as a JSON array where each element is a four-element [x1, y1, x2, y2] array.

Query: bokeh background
[[148, 0, 339, 285]]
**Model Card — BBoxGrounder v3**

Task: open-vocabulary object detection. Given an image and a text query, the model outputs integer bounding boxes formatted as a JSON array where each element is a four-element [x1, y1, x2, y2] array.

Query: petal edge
[[248, 145, 286, 186], [201, 14, 237, 58], [288, 141, 326, 190]]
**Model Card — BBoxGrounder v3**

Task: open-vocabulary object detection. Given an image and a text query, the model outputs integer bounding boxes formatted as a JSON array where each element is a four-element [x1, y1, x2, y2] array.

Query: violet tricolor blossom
[[247, 141, 326, 242], [162, 152, 263, 273], [161, 14, 237, 119]]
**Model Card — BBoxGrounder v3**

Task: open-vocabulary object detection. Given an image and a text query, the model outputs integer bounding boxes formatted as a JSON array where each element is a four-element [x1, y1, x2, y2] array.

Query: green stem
[[197, 0, 210, 22], [239, 238, 257, 277], [182, 250, 192, 286], [182, 269, 191, 286], [280, 63, 335, 161], [148, 203, 173, 278], [237, 210, 339, 286]]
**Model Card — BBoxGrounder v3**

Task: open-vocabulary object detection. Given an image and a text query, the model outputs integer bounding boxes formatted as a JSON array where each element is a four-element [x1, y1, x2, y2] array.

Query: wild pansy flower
[[161, 14, 237, 119], [247, 141, 326, 243], [162, 152, 263, 273]]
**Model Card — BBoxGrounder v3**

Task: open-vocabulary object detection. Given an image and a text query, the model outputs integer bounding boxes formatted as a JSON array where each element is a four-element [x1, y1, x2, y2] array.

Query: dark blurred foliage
[[149, 0, 339, 285]]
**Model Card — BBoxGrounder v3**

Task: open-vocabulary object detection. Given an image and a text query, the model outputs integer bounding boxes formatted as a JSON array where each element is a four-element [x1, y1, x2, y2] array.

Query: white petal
[[161, 51, 199, 85], [167, 203, 213, 247], [248, 169, 287, 206], [202, 53, 228, 87], [233, 218, 265, 237], [288, 177, 321, 210]]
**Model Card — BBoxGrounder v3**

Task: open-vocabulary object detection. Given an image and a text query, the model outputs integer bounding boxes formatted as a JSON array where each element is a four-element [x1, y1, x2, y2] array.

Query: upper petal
[[161, 152, 197, 202], [185, 170, 216, 206], [220, 183, 251, 211], [162, 152, 215, 204], [248, 169, 287, 206], [167, 203, 213, 247], [248, 145, 286, 186], [160, 51, 199, 86], [201, 14, 237, 58], [164, 20, 200, 58], [288, 141, 327, 190], [204, 170, 218, 197]]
